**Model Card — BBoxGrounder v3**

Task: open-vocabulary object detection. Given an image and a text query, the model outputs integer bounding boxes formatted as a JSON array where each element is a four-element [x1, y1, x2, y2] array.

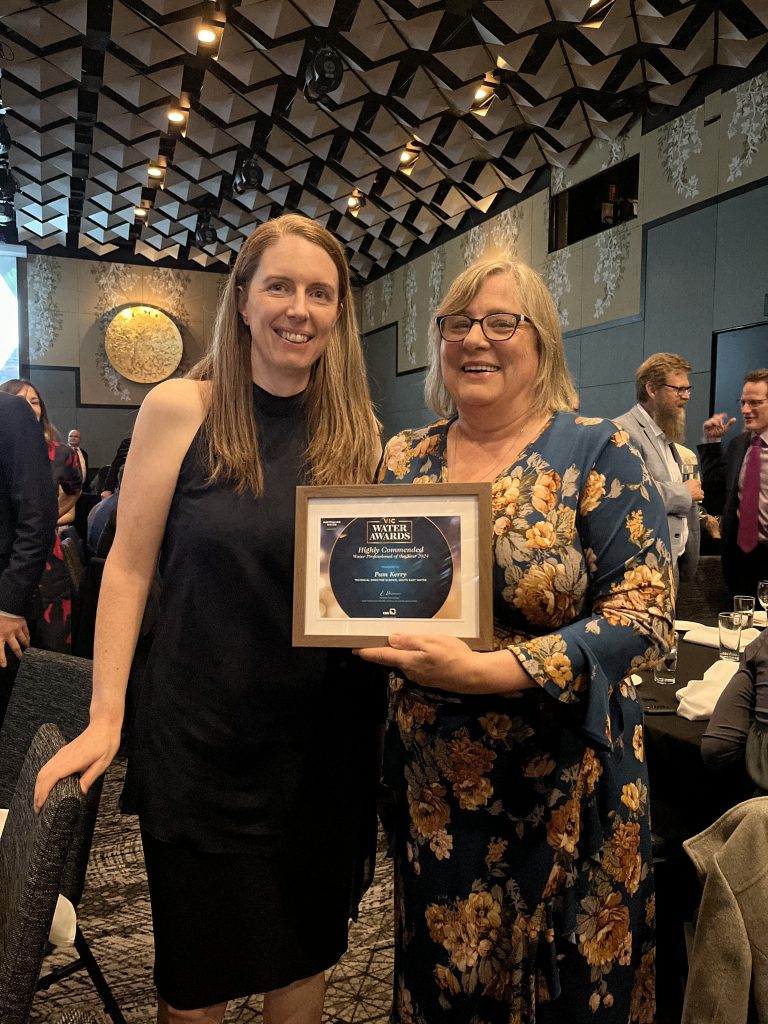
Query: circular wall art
[[104, 305, 183, 383]]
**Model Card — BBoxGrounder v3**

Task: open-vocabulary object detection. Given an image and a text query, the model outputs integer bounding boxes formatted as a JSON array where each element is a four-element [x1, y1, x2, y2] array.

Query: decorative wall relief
[[594, 223, 630, 320], [95, 332, 133, 401], [550, 167, 573, 195], [460, 224, 487, 264], [400, 265, 419, 372], [104, 305, 183, 383], [27, 256, 63, 359], [363, 285, 375, 330], [146, 268, 192, 322], [657, 111, 702, 199], [726, 72, 768, 182], [543, 249, 572, 329], [90, 261, 141, 317], [429, 248, 445, 311], [381, 274, 393, 320], [600, 136, 627, 170], [490, 206, 523, 257]]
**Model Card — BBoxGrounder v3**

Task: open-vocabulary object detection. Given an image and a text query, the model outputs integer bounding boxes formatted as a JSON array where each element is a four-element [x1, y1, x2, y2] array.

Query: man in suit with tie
[[67, 428, 88, 491], [0, 391, 58, 725], [615, 352, 703, 588], [699, 368, 768, 599]]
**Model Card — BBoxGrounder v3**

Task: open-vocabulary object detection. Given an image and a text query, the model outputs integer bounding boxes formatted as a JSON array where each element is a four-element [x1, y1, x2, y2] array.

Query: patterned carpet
[[29, 760, 394, 1023]]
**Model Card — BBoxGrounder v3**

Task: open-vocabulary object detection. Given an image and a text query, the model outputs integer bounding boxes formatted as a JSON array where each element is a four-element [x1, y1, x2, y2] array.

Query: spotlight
[[398, 142, 421, 176], [196, 211, 217, 247], [304, 46, 343, 101], [167, 105, 188, 139], [471, 75, 500, 116], [147, 164, 165, 180], [197, 25, 217, 44], [134, 207, 148, 218], [233, 155, 263, 195], [347, 189, 366, 216]]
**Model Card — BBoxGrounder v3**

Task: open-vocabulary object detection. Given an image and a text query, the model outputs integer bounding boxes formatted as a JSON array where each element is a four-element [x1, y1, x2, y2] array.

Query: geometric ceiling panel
[[0, 0, 766, 281]]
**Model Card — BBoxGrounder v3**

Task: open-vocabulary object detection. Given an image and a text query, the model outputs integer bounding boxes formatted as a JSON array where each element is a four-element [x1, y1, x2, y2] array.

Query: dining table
[[640, 629, 755, 1018]]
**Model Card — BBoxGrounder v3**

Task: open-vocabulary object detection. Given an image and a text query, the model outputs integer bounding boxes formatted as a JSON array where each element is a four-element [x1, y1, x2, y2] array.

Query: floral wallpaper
[[726, 71, 768, 182], [402, 264, 418, 369], [657, 110, 703, 199], [27, 256, 63, 359], [594, 224, 630, 320], [543, 248, 572, 328]]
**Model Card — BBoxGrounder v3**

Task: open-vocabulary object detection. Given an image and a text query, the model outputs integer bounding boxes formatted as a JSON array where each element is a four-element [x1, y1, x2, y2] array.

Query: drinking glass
[[758, 580, 768, 615], [734, 595, 755, 629], [681, 462, 699, 482], [653, 634, 678, 685], [718, 612, 743, 661]]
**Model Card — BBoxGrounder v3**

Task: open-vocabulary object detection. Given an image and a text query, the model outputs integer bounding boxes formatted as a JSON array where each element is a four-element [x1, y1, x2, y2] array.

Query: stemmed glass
[[758, 580, 768, 619]]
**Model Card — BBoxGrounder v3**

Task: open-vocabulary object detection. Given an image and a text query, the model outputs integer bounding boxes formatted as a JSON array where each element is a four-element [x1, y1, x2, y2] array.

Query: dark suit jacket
[[0, 392, 58, 616], [698, 433, 751, 591]]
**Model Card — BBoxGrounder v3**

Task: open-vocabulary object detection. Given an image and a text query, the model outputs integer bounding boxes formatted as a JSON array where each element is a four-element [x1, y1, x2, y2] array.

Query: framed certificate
[[293, 483, 493, 649]]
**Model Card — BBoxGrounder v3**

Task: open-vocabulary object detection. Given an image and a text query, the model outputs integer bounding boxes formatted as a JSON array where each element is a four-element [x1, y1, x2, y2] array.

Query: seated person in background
[[614, 352, 703, 589], [100, 435, 130, 498], [702, 628, 768, 794], [699, 368, 768, 600], [87, 466, 121, 557]]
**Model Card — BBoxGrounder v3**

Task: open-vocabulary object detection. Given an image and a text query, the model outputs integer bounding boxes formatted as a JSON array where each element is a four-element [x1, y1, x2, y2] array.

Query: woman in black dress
[[36, 215, 382, 1023]]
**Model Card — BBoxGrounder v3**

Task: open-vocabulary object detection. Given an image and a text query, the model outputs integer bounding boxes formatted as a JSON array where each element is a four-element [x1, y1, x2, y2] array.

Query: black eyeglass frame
[[659, 382, 694, 396], [435, 312, 530, 343]]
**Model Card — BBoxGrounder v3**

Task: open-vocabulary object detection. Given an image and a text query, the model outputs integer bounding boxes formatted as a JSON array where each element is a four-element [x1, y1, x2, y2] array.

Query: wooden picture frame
[[293, 483, 493, 649]]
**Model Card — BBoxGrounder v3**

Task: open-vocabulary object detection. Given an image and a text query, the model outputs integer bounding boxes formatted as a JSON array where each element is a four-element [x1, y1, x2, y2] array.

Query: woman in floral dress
[[358, 258, 674, 1023]]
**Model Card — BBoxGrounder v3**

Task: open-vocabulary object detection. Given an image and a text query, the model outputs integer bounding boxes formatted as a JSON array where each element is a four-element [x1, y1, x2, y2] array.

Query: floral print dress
[[377, 413, 674, 1024]]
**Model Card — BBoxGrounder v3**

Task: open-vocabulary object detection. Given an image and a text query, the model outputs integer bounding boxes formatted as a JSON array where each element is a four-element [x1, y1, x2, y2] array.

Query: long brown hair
[[424, 258, 577, 418], [0, 377, 57, 445], [190, 214, 380, 494]]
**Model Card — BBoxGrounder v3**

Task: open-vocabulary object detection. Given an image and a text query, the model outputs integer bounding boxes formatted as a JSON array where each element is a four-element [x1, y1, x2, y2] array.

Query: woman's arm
[[34, 379, 207, 809]]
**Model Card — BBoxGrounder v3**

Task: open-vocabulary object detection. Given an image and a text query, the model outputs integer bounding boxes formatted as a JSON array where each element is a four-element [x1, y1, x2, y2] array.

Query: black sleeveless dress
[[122, 384, 381, 1008]]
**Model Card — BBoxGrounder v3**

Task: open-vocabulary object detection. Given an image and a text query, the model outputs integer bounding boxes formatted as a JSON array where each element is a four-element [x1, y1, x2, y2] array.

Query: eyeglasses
[[739, 399, 768, 409], [435, 312, 530, 343], [660, 383, 693, 396]]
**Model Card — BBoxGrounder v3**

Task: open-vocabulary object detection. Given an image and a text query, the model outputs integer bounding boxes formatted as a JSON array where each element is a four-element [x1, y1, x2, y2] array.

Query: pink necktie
[[737, 434, 762, 553]]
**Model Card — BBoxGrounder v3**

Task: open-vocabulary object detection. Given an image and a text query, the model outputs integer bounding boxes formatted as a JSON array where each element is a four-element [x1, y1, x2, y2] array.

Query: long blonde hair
[[424, 258, 577, 418], [190, 214, 380, 493]]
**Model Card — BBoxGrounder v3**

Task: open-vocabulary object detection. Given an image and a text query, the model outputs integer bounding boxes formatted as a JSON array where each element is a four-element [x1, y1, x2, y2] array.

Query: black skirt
[[141, 829, 350, 1009]]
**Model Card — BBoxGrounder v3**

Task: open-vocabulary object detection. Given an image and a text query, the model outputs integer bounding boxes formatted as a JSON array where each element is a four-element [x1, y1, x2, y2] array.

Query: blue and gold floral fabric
[[377, 412, 674, 1024]]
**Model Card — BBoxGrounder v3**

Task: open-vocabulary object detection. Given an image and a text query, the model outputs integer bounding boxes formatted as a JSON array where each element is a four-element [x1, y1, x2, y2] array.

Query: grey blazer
[[614, 405, 700, 578]]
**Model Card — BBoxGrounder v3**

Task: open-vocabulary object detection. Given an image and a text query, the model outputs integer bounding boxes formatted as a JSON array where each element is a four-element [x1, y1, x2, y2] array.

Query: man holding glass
[[699, 368, 768, 600], [615, 352, 702, 588]]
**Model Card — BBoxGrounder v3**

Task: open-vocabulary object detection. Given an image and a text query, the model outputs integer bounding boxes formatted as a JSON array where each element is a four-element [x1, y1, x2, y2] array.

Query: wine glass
[[758, 580, 768, 618]]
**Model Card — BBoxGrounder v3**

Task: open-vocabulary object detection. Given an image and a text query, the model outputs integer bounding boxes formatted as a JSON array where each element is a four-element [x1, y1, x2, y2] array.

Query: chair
[[0, 648, 127, 1024], [60, 534, 86, 592], [0, 723, 83, 1024]]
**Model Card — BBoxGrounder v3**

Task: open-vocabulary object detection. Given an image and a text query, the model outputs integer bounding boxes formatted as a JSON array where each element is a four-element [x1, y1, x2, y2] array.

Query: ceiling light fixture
[[581, 0, 616, 28], [347, 189, 366, 216], [134, 207, 148, 218], [304, 46, 344, 101], [147, 162, 166, 187], [197, 25, 217, 44], [398, 142, 421, 176], [196, 210, 217, 248], [233, 155, 263, 195], [471, 74, 500, 116]]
